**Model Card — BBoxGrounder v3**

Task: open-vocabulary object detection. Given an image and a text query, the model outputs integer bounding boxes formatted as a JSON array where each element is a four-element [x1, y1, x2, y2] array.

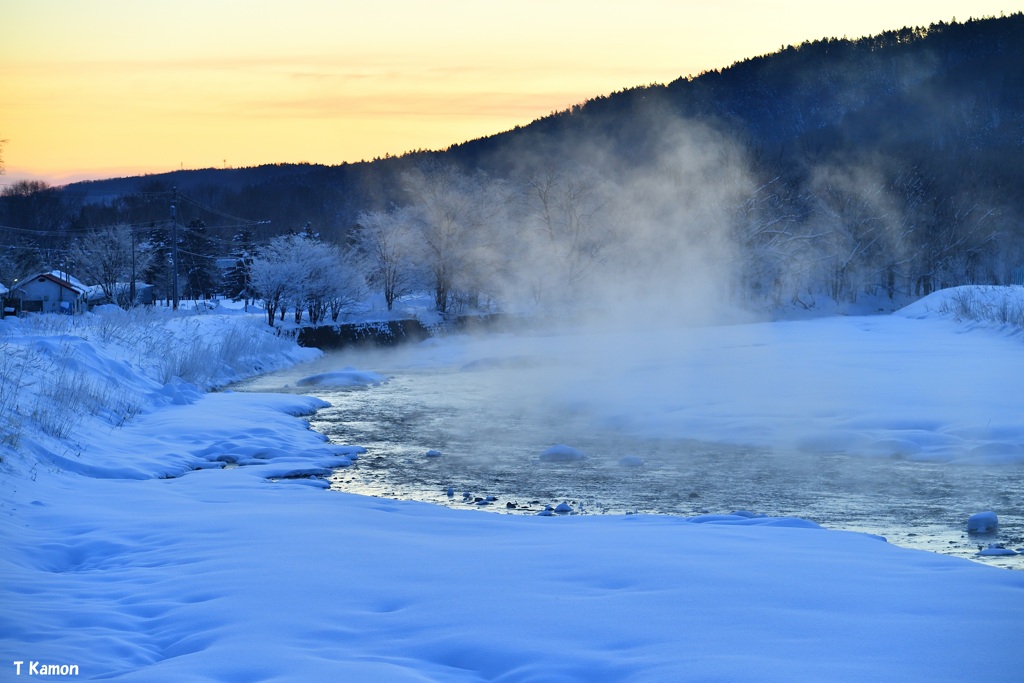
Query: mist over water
[[235, 329, 1024, 570]]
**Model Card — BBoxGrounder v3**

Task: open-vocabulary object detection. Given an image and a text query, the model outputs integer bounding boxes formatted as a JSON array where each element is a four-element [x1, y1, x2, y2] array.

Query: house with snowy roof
[[6, 271, 90, 315]]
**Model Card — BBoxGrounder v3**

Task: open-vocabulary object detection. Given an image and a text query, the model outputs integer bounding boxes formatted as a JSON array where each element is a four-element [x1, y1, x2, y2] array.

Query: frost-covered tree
[[354, 207, 421, 311], [516, 166, 613, 308], [320, 245, 367, 323], [70, 223, 153, 307], [910, 191, 999, 296], [249, 233, 366, 326], [300, 238, 343, 325], [731, 175, 812, 307], [327, 257, 367, 322], [250, 235, 304, 326], [809, 167, 890, 302], [403, 163, 508, 314]]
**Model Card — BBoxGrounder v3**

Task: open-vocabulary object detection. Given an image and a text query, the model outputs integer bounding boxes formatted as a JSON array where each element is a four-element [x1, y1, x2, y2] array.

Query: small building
[[121, 282, 156, 307], [7, 271, 89, 315], [87, 281, 156, 308]]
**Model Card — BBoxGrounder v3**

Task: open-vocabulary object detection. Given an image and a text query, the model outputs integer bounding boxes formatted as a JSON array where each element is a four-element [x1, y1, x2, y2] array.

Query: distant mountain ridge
[[58, 13, 1021, 232], [451, 14, 1022, 174]]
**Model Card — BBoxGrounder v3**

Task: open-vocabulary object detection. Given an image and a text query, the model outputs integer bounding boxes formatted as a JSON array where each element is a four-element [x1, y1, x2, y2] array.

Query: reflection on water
[[233, 349, 1024, 569]]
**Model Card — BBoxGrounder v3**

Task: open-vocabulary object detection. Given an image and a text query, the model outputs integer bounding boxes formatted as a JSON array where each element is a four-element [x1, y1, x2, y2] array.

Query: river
[[232, 334, 1024, 570]]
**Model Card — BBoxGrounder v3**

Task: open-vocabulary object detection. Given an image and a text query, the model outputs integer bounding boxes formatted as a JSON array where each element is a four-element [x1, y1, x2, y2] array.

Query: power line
[[176, 193, 260, 225], [171, 188, 178, 310]]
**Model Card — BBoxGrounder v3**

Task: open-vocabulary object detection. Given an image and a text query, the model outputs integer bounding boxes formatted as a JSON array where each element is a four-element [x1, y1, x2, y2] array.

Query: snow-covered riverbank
[[2, 291, 1023, 681]]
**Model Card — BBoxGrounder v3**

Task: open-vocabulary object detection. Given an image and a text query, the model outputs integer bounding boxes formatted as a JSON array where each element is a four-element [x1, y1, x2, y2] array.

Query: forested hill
[[50, 13, 1021, 230], [453, 14, 1022, 180], [3, 13, 1022, 309]]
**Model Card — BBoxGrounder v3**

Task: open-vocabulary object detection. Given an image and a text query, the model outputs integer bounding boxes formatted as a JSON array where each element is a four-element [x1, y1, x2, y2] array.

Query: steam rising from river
[[438, 117, 767, 451], [489, 116, 756, 331]]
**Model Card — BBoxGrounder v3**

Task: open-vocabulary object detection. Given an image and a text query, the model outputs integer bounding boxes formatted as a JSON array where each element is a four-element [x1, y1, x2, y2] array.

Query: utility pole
[[129, 227, 137, 308], [171, 187, 179, 310]]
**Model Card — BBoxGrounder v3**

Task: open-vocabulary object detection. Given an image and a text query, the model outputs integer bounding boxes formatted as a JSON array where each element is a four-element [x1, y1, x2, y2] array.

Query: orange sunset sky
[[2, 0, 1020, 186]]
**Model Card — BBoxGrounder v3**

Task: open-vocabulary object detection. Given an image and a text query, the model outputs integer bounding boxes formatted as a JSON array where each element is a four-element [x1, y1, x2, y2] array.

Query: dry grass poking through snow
[[937, 286, 1024, 330], [0, 307, 315, 460]]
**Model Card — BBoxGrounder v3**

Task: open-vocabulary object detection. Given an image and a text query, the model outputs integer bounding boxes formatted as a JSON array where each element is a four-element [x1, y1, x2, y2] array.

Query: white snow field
[[1, 289, 1023, 681]]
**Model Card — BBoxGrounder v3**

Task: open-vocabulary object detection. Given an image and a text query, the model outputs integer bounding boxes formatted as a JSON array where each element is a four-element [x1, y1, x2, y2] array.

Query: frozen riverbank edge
[[2, 293, 1024, 681]]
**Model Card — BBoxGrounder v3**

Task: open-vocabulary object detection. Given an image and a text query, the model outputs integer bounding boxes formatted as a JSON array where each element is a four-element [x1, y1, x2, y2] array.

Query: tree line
[[1, 13, 1021, 319]]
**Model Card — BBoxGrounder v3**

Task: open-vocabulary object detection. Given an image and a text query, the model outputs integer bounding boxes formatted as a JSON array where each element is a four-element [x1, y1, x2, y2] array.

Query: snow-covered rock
[[977, 544, 1017, 557], [539, 444, 587, 462], [730, 510, 767, 519], [296, 367, 387, 388], [967, 511, 998, 533]]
